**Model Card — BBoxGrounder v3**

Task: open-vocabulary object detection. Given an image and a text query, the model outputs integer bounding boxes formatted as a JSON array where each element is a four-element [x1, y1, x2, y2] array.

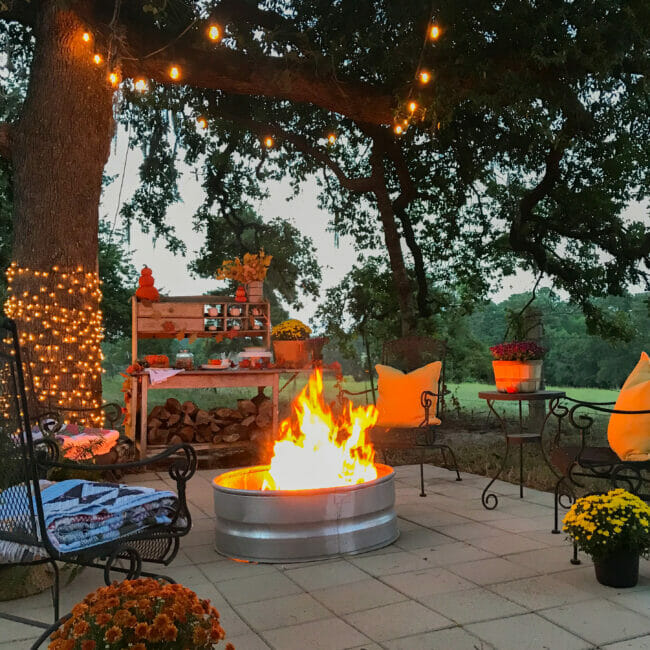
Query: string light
[[82, 32, 91, 43], [408, 101, 418, 113], [394, 124, 404, 135], [4, 263, 104, 426], [207, 24, 222, 41], [134, 78, 148, 92], [429, 24, 441, 40], [264, 136, 274, 148], [93, 53, 102, 65], [108, 72, 119, 86], [419, 70, 431, 84], [197, 116, 208, 130], [169, 65, 180, 80], [327, 133, 337, 144]]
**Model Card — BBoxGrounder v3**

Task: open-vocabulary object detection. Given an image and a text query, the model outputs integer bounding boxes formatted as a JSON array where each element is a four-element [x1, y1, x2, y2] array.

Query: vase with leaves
[[216, 250, 272, 302]]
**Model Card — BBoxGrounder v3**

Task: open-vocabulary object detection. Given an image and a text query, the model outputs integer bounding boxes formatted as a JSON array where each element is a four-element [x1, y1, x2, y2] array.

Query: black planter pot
[[594, 550, 639, 588]]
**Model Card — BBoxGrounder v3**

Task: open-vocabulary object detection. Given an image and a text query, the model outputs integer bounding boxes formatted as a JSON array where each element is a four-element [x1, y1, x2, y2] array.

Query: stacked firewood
[[147, 394, 273, 446]]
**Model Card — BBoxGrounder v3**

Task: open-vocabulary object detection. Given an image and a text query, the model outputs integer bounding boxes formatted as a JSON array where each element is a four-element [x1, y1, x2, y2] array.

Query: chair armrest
[[340, 388, 375, 397], [37, 443, 197, 486], [420, 390, 442, 426], [37, 402, 123, 434]]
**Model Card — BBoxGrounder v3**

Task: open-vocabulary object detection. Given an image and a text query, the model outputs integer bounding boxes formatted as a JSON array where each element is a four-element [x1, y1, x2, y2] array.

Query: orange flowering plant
[[48, 578, 234, 650]]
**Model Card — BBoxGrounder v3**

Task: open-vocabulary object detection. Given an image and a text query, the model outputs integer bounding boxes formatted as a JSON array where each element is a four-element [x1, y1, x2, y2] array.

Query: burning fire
[[262, 370, 378, 491]]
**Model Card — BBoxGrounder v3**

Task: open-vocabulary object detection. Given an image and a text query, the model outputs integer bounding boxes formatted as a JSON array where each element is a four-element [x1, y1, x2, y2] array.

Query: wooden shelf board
[[137, 330, 268, 339]]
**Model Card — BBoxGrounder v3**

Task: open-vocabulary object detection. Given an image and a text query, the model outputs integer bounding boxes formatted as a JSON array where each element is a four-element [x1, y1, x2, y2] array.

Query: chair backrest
[[381, 337, 447, 415], [0, 317, 47, 549]]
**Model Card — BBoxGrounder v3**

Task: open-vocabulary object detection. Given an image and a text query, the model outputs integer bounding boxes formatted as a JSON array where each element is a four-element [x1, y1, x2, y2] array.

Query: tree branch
[[215, 111, 377, 194], [0, 122, 12, 160], [121, 43, 394, 124]]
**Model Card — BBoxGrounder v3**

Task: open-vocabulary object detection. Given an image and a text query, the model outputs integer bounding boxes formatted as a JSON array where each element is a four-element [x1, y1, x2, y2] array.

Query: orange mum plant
[[48, 578, 234, 650], [216, 250, 272, 284]]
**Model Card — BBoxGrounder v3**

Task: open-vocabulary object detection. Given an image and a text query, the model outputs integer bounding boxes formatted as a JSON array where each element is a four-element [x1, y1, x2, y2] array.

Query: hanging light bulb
[[429, 24, 441, 40], [197, 116, 208, 130], [207, 24, 222, 41], [408, 101, 418, 113], [169, 65, 180, 80], [93, 53, 102, 65], [327, 133, 337, 144], [82, 32, 91, 43], [134, 78, 148, 92], [108, 72, 119, 86], [264, 136, 274, 148], [419, 70, 431, 84], [394, 124, 404, 135]]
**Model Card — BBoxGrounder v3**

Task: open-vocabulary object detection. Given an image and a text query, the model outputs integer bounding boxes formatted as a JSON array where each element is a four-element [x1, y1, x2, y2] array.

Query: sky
[[100, 133, 647, 327]]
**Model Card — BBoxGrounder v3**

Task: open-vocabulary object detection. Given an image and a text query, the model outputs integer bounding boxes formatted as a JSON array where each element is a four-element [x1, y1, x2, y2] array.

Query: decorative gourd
[[135, 266, 160, 301], [235, 285, 247, 303], [145, 354, 169, 368]]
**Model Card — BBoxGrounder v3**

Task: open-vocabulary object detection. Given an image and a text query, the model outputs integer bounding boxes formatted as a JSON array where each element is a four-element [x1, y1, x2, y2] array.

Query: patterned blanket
[[0, 479, 178, 557]]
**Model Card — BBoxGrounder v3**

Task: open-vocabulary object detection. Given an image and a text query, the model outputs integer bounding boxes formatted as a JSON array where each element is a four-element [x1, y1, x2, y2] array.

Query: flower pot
[[247, 280, 264, 302], [273, 340, 311, 369], [492, 360, 543, 393], [594, 549, 639, 588]]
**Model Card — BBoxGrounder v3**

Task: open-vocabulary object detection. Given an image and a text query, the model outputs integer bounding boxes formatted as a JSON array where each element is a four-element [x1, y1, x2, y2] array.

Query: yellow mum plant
[[272, 319, 312, 341], [216, 250, 272, 284], [48, 578, 233, 650], [563, 489, 650, 560]]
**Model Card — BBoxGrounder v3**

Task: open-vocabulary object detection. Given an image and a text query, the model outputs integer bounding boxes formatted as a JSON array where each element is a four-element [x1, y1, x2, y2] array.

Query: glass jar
[[175, 348, 194, 370]]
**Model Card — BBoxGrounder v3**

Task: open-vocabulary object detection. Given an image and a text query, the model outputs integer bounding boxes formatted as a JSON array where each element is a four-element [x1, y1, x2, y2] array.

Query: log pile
[[147, 394, 273, 447]]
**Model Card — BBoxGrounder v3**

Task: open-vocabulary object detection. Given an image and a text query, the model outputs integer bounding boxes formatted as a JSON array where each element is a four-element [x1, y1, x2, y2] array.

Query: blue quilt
[[1, 479, 178, 554]]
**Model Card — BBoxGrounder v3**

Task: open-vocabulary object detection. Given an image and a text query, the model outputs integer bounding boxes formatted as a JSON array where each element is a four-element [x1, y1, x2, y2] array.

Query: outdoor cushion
[[608, 352, 650, 461], [31, 423, 119, 461], [375, 362, 442, 428]]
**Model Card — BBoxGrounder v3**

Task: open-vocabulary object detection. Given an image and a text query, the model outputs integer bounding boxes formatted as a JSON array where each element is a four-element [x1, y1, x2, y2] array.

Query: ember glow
[[262, 370, 378, 491]]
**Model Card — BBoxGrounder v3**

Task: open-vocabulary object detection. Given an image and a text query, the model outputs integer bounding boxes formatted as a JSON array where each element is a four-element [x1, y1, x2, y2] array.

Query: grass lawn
[[103, 372, 619, 414]]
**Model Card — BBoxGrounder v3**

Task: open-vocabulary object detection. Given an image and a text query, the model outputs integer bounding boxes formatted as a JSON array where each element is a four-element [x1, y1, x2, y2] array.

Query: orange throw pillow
[[375, 362, 442, 428], [608, 352, 650, 461]]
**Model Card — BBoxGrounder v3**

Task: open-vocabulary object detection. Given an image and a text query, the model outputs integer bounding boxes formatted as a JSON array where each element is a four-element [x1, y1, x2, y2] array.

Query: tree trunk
[[6, 2, 114, 421], [370, 149, 416, 335]]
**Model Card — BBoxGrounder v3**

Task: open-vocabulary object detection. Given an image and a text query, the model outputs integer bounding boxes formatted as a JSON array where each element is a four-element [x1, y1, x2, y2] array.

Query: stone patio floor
[[3, 464, 650, 649]]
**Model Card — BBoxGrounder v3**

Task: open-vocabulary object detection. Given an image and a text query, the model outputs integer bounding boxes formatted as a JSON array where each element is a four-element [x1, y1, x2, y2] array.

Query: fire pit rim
[[213, 462, 394, 496]]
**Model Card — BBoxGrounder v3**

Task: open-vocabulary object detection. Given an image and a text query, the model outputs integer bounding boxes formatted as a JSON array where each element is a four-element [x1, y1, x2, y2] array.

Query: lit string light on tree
[[4, 263, 105, 425]]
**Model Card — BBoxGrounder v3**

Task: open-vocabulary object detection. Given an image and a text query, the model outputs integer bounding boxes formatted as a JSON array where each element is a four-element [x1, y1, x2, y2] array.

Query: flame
[[262, 370, 378, 491]]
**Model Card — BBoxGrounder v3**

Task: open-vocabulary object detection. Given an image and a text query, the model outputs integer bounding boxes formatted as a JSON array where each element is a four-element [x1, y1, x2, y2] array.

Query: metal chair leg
[[571, 540, 581, 565], [438, 444, 461, 481], [552, 475, 563, 534], [49, 560, 60, 621], [420, 450, 426, 497]]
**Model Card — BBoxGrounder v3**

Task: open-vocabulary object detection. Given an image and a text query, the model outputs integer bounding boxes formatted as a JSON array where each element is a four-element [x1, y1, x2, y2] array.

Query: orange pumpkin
[[135, 285, 160, 301], [135, 265, 160, 301], [145, 354, 169, 368]]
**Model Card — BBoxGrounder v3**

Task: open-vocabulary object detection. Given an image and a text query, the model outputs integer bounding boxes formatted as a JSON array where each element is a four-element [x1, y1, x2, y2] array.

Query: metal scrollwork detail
[[103, 546, 142, 584]]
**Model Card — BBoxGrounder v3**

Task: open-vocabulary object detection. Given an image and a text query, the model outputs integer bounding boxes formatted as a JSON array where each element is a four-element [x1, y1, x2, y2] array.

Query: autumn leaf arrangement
[[48, 578, 234, 650], [216, 250, 272, 284]]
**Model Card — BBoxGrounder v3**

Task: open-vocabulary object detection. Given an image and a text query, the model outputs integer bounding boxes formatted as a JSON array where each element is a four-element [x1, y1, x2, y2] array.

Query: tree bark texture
[[7, 2, 114, 421]]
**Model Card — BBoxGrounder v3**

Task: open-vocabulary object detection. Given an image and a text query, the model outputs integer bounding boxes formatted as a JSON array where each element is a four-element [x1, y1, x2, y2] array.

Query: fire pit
[[213, 463, 397, 562], [212, 370, 398, 562]]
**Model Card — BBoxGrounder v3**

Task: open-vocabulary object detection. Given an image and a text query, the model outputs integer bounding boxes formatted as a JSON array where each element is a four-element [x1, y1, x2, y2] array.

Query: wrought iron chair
[[342, 336, 461, 496], [0, 316, 197, 633], [550, 397, 650, 559]]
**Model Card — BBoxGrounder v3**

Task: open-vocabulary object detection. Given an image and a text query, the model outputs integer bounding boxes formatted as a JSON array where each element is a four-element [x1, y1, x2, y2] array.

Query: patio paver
[[4, 464, 650, 650]]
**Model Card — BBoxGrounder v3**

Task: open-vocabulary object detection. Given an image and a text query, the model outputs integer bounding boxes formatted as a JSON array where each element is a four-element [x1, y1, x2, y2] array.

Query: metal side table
[[479, 390, 565, 509]]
